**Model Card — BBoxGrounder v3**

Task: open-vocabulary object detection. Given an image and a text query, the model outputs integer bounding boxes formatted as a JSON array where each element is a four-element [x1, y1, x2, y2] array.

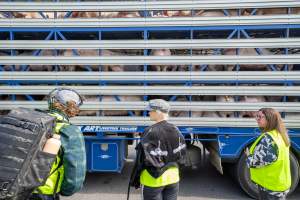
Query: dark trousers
[[258, 186, 286, 200], [28, 193, 60, 200], [142, 182, 179, 200]]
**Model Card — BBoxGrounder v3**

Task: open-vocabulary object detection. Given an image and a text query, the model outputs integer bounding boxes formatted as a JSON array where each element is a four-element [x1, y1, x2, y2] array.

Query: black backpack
[[0, 107, 57, 200]]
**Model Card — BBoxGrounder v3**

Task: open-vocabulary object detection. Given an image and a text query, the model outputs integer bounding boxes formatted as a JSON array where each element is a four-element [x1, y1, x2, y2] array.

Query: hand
[[244, 147, 250, 156]]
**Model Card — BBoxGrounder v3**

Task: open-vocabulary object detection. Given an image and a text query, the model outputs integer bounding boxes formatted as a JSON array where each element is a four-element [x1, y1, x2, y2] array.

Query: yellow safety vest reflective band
[[249, 129, 291, 192], [34, 112, 69, 195], [140, 167, 179, 187]]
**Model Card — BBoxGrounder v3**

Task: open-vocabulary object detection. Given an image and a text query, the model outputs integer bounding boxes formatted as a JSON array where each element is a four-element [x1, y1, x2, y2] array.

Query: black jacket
[[141, 120, 187, 178], [129, 120, 186, 191]]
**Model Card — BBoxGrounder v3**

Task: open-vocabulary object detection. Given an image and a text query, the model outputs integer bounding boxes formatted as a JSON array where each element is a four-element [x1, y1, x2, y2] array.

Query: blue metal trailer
[[1, 0, 300, 198]]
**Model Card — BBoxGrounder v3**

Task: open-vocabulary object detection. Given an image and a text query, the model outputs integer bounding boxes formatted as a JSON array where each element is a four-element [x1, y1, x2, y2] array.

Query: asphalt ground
[[62, 145, 300, 200]]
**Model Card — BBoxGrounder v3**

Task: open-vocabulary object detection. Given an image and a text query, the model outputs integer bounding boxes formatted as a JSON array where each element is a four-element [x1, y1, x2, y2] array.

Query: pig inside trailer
[[1, 0, 300, 199]]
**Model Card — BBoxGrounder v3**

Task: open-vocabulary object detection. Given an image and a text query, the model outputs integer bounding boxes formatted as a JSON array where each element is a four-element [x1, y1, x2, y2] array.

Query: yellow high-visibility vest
[[249, 129, 291, 192], [140, 167, 179, 187]]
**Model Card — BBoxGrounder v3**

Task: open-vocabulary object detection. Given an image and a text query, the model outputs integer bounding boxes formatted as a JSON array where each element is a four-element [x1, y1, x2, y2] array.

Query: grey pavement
[[62, 143, 300, 200], [62, 159, 300, 200]]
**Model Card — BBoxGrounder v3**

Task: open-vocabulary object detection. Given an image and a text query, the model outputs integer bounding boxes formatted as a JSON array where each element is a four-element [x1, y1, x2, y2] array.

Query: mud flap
[[207, 142, 223, 175]]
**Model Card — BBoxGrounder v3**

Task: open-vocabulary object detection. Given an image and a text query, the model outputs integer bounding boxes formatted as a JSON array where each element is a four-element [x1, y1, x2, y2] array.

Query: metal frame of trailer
[[0, 2, 300, 195]]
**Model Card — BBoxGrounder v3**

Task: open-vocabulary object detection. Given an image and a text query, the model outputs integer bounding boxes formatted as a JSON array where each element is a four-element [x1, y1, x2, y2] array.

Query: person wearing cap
[[28, 87, 86, 200], [139, 99, 187, 200]]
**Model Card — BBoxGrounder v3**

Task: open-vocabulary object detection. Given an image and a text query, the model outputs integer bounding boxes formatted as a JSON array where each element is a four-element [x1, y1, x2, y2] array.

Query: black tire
[[235, 151, 300, 199], [288, 152, 300, 196]]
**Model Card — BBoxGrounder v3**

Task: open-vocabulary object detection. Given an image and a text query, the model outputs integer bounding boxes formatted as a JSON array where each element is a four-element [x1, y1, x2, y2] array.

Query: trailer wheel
[[235, 151, 300, 199]]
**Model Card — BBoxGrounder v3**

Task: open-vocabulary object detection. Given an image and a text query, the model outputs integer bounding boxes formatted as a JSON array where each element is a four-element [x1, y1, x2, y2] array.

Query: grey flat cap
[[147, 99, 170, 113]]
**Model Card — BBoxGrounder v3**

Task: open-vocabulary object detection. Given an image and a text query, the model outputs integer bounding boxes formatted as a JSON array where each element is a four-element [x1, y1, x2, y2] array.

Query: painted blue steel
[[218, 134, 257, 160], [79, 125, 300, 136], [169, 83, 191, 102], [218, 127, 300, 159], [84, 136, 217, 142], [24, 94, 34, 101], [64, 11, 73, 19], [8, 30, 16, 72], [188, 28, 193, 95], [142, 29, 149, 117], [250, 9, 258, 16], [234, 28, 241, 116], [17, 31, 54, 72], [80, 124, 300, 162], [84, 136, 141, 141], [200, 28, 238, 71], [284, 28, 290, 71], [113, 95, 136, 117], [291, 137, 300, 153], [240, 29, 277, 71], [282, 27, 290, 119], [186, 138, 218, 141], [85, 137, 126, 172], [57, 31, 94, 71], [219, 133, 300, 160]]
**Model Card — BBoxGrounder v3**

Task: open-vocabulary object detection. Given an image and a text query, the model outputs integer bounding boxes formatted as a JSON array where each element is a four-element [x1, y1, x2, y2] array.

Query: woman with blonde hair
[[246, 108, 291, 200]]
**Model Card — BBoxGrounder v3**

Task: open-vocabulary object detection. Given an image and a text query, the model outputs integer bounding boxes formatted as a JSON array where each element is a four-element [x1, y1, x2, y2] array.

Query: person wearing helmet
[[28, 87, 86, 200]]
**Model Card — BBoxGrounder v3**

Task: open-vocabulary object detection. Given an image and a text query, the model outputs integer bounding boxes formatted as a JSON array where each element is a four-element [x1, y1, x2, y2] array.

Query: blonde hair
[[259, 108, 290, 147]]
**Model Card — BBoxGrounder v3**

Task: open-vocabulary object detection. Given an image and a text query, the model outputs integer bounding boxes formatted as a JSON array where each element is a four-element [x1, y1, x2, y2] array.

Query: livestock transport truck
[[1, 0, 300, 198]]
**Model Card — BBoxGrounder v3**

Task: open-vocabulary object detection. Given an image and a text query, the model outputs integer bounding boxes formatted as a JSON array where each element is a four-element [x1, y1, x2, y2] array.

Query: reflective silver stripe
[[150, 149, 168, 156], [173, 143, 186, 154], [150, 141, 168, 156]]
